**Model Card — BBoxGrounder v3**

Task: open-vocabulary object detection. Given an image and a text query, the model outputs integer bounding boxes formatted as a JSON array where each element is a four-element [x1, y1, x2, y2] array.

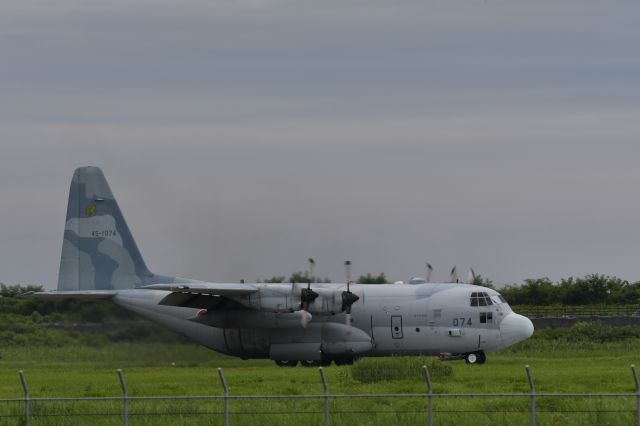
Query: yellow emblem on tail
[[86, 204, 97, 217]]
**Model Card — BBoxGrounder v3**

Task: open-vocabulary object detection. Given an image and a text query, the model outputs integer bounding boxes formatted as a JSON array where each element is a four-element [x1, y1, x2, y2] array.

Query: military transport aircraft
[[28, 167, 534, 366]]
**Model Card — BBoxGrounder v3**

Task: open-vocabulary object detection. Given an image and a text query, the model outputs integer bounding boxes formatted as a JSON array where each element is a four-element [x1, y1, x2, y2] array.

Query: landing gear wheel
[[275, 360, 298, 367], [465, 353, 478, 364], [300, 360, 321, 367], [334, 358, 354, 366], [465, 351, 486, 365]]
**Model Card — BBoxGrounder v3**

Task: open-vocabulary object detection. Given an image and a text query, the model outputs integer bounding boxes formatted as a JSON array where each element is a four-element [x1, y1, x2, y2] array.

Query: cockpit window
[[491, 295, 507, 305], [470, 292, 493, 307]]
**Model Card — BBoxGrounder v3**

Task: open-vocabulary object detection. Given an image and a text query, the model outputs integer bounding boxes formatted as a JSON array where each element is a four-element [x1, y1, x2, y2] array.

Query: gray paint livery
[[30, 167, 534, 366]]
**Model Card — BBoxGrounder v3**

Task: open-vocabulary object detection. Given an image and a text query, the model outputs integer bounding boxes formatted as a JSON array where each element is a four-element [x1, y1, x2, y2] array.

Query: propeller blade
[[300, 310, 312, 329], [467, 268, 476, 284], [344, 260, 352, 284], [426, 262, 433, 283], [450, 266, 458, 283], [313, 294, 324, 312], [292, 282, 302, 309], [308, 258, 315, 282], [292, 282, 303, 296]]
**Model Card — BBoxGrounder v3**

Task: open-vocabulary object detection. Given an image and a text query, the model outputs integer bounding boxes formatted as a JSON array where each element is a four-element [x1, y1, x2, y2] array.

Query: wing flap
[[158, 292, 234, 309]]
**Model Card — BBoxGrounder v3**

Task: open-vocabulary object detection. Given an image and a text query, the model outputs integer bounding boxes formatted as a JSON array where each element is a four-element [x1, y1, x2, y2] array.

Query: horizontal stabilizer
[[143, 282, 258, 297], [22, 290, 118, 301]]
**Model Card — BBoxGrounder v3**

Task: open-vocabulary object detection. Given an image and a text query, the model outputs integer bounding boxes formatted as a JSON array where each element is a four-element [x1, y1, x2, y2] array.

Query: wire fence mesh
[[2, 365, 640, 426]]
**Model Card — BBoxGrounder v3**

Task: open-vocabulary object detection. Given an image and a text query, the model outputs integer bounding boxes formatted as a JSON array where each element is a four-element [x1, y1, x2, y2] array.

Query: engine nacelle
[[240, 284, 299, 313], [320, 322, 373, 356], [231, 284, 353, 316]]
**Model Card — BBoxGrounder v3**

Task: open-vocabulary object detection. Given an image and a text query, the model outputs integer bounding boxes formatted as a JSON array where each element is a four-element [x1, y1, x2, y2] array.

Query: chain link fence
[[2, 365, 640, 425]]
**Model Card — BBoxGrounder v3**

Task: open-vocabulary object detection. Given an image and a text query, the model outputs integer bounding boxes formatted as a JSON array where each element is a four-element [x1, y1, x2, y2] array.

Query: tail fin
[[58, 167, 172, 290]]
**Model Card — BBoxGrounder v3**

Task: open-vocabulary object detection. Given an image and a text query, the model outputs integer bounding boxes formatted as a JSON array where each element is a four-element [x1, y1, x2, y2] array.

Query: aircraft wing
[[23, 290, 118, 301], [142, 282, 258, 296]]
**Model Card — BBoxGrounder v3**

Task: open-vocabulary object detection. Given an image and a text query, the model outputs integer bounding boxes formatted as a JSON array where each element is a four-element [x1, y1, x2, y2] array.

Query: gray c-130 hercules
[[28, 167, 534, 366]]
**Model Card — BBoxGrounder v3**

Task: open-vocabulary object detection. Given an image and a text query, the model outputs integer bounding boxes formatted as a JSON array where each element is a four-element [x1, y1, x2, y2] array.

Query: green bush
[[501, 274, 640, 305], [541, 321, 640, 343]]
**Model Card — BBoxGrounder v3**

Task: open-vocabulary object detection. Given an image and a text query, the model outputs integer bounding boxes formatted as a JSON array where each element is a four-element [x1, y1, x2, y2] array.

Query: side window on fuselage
[[479, 312, 493, 324]]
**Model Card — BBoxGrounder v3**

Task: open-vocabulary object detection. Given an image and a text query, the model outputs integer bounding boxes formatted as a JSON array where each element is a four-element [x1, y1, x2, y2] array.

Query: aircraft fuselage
[[112, 282, 532, 363]]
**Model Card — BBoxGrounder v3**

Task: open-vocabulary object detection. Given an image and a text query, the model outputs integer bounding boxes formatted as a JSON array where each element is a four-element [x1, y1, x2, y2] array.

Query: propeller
[[342, 261, 359, 325], [466, 268, 476, 285], [450, 266, 459, 283], [341, 281, 359, 326], [291, 282, 318, 328], [425, 262, 433, 283], [293, 282, 319, 311], [301, 283, 319, 308], [341, 281, 359, 314]]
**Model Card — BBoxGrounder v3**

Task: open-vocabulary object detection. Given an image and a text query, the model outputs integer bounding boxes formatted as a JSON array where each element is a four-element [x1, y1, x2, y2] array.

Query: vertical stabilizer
[[58, 167, 165, 290]]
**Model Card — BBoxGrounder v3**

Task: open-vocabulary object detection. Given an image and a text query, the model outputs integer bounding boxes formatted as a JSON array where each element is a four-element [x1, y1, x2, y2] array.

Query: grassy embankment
[[1, 324, 640, 425], [2, 293, 640, 424]]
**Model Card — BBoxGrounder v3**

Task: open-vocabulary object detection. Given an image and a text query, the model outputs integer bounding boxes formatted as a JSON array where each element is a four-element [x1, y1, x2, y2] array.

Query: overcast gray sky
[[2, 1, 640, 289]]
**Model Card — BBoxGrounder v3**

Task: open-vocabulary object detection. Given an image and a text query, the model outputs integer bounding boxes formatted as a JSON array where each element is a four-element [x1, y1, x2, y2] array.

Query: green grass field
[[1, 339, 639, 425]]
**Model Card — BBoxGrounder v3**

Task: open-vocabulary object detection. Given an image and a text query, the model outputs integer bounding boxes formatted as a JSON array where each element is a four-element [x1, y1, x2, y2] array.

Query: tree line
[[259, 272, 387, 284], [499, 274, 640, 305], [4, 273, 640, 308]]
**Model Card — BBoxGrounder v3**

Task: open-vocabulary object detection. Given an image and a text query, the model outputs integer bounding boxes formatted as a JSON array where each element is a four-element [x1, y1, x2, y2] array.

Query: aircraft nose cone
[[500, 313, 534, 347]]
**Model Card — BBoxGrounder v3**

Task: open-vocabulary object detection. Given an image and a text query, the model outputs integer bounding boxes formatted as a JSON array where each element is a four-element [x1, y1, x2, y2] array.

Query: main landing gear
[[274, 357, 354, 367], [465, 351, 486, 365], [300, 359, 331, 367]]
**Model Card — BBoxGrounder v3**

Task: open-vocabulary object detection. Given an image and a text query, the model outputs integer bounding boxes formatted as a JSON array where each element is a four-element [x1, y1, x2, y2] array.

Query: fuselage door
[[224, 328, 243, 355], [391, 315, 403, 339]]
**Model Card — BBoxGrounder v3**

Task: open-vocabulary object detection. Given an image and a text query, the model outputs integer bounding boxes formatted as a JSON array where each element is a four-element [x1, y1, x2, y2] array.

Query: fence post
[[218, 368, 229, 426], [525, 365, 536, 426], [632, 365, 640, 426], [18, 370, 29, 426], [422, 365, 433, 426], [117, 369, 128, 426], [319, 367, 330, 426]]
